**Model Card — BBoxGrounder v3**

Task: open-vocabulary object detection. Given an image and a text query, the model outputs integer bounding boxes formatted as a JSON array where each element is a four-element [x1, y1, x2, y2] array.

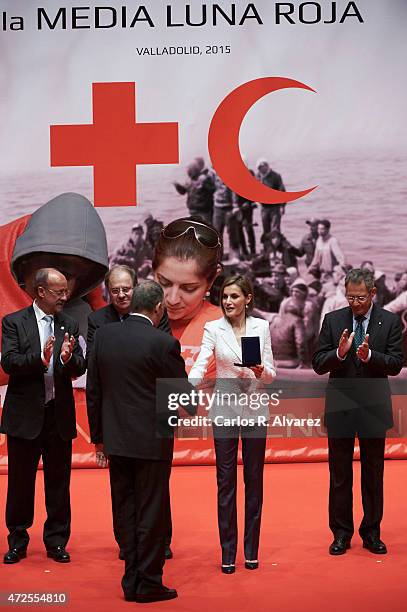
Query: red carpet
[[1, 462, 406, 611]]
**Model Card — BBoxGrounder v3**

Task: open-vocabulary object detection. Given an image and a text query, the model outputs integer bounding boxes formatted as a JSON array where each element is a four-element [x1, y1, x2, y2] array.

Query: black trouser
[[6, 401, 72, 551], [108, 455, 171, 598], [328, 437, 385, 540], [213, 206, 233, 245], [238, 204, 256, 255], [109, 465, 172, 550], [261, 205, 282, 234], [213, 427, 267, 564]]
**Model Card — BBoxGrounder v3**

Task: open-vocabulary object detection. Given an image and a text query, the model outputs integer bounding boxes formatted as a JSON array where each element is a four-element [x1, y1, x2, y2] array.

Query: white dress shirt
[[33, 300, 55, 360], [33, 300, 69, 366]]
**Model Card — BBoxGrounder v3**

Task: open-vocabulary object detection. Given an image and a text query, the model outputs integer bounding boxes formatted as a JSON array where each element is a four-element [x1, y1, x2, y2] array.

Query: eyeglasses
[[44, 287, 70, 298], [110, 287, 132, 296], [346, 295, 370, 303], [162, 219, 221, 249]]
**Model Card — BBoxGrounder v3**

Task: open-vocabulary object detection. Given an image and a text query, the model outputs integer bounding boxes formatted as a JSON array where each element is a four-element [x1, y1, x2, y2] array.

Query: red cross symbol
[[50, 82, 179, 207]]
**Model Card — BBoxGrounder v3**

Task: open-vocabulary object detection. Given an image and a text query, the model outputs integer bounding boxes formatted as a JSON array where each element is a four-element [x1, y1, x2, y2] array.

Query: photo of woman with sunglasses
[[188, 274, 276, 574], [152, 217, 223, 375]]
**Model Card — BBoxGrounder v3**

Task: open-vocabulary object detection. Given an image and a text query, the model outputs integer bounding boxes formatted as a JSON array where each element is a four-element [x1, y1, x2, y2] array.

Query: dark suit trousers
[[6, 401, 72, 550], [108, 455, 171, 598], [109, 465, 172, 551], [328, 437, 385, 539], [214, 427, 267, 564]]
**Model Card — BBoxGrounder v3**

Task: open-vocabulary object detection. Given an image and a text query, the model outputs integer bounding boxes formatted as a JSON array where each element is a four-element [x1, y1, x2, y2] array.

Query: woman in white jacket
[[189, 275, 276, 574]]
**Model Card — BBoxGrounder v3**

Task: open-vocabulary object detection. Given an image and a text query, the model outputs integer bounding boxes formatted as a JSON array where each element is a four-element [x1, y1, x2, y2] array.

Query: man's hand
[[356, 333, 370, 362], [43, 336, 55, 367], [95, 443, 108, 468], [338, 328, 355, 359], [60, 333, 75, 363]]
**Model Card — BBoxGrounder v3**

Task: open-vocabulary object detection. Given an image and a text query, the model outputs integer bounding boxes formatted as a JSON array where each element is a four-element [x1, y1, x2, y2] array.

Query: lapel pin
[[378, 321, 382, 325]]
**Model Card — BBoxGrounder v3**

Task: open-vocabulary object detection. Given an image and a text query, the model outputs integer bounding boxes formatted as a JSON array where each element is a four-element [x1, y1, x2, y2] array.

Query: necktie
[[43, 315, 54, 403], [353, 315, 366, 351]]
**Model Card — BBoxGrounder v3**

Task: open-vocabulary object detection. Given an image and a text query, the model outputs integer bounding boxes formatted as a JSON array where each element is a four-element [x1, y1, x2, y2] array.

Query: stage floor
[[1, 462, 406, 611]]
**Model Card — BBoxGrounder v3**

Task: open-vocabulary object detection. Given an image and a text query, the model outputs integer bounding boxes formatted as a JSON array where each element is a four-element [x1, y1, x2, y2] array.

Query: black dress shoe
[[221, 564, 235, 574], [165, 546, 173, 560], [245, 560, 259, 570], [118, 549, 125, 560], [329, 537, 351, 555], [3, 548, 27, 564], [46, 546, 70, 563], [363, 537, 387, 554], [125, 586, 178, 603]]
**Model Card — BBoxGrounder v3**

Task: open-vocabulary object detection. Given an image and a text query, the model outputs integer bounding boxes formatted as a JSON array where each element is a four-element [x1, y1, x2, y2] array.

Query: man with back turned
[[86, 281, 190, 603], [313, 268, 403, 556], [86, 264, 173, 561]]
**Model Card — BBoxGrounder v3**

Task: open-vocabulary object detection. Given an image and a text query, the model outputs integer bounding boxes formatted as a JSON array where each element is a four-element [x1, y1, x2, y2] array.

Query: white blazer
[[189, 315, 276, 385], [189, 316, 276, 422]]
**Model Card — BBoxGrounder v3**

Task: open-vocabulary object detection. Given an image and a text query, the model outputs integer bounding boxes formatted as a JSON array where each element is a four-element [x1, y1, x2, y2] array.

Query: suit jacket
[[189, 316, 276, 382], [86, 303, 171, 357], [1, 305, 86, 440], [189, 316, 276, 421], [86, 315, 191, 460], [312, 304, 403, 435]]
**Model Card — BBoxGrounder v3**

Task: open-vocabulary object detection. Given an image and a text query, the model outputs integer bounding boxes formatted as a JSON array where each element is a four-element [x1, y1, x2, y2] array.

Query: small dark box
[[234, 336, 261, 367]]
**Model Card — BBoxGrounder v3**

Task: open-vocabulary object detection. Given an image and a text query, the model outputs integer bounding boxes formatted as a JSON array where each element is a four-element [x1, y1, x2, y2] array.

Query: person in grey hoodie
[[10, 192, 109, 339]]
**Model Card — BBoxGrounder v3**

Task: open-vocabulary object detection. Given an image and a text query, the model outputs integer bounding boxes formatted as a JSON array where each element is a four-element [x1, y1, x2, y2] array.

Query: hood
[[11, 192, 108, 297], [290, 277, 308, 296]]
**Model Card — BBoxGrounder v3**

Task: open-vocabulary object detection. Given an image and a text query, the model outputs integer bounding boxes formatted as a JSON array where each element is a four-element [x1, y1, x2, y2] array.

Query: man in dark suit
[[86, 264, 173, 561], [313, 268, 403, 556], [87, 281, 190, 603], [87, 265, 171, 353], [1, 268, 86, 564]]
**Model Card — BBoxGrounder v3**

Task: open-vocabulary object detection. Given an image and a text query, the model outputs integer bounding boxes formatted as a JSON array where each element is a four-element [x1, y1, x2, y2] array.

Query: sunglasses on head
[[162, 219, 221, 249]]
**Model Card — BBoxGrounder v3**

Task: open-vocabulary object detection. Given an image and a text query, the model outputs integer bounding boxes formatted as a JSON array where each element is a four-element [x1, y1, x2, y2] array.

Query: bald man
[[1, 268, 86, 564]]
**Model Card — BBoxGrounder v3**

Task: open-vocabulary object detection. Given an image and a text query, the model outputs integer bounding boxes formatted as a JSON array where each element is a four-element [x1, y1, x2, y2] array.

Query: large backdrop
[[0, 0, 406, 469]]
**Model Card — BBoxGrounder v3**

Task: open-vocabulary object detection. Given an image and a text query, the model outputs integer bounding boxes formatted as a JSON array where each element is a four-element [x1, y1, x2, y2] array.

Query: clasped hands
[[338, 328, 370, 361]]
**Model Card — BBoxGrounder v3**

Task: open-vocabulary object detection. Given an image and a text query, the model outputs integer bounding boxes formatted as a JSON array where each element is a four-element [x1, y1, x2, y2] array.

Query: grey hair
[[344, 268, 375, 292], [32, 268, 52, 292], [130, 280, 163, 313], [105, 265, 137, 288]]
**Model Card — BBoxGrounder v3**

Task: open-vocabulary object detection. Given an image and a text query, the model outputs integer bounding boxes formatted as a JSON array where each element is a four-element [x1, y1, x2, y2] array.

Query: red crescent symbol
[[208, 77, 317, 204]]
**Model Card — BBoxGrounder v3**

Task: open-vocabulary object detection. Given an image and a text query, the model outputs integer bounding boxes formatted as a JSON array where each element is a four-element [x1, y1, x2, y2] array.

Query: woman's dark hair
[[220, 274, 254, 316], [152, 216, 223, 283]]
